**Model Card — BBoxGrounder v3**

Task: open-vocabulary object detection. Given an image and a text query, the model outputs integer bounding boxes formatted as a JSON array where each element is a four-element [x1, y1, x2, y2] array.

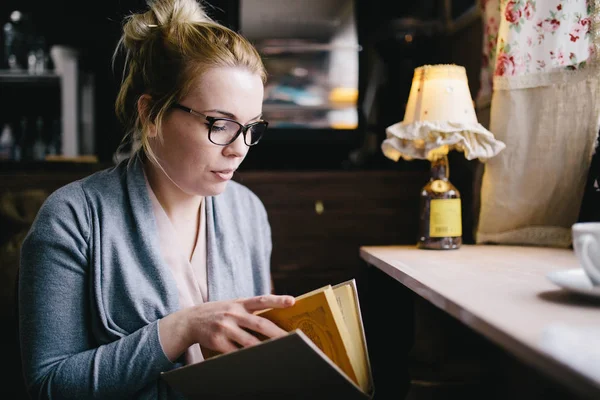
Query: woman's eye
[[211, 124, 227, 132]]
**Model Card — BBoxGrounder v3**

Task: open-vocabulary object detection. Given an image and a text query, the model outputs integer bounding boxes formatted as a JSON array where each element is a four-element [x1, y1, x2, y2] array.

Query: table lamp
[[381, 64, 505, 250]]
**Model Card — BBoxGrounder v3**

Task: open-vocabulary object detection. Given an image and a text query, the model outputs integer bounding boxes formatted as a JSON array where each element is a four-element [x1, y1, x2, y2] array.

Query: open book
[[161, 279, 374, 399]]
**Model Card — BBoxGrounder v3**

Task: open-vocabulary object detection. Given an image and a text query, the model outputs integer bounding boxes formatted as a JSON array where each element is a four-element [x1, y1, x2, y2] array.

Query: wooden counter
[[360, 244, 600, 400]]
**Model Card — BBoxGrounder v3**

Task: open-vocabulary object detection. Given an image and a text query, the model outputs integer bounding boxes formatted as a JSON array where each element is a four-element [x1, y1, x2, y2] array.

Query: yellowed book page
[[257, 288, 358, 385], [333, 283, 371, 393], [294, 284, 332, 300]]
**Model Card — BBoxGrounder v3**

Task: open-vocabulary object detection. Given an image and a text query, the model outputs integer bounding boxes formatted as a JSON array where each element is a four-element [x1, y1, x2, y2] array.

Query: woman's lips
[[213, 170, 234, 180]]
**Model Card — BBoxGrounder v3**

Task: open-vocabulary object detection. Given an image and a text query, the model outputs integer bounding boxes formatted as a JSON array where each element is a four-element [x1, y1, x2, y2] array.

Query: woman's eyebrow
[[202, 109, 263, 121], [202, 109, 235, 118]]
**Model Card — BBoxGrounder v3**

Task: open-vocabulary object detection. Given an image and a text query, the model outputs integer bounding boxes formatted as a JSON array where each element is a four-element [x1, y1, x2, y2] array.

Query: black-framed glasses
[[171, 103, 268, 146]]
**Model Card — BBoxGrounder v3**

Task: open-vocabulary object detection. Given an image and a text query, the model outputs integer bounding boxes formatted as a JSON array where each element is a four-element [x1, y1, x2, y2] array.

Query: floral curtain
[[475, 0, 600, 247]]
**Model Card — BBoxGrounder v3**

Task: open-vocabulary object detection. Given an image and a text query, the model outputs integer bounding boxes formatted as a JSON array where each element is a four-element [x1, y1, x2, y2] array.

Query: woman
[[18, 0, 295, 398]]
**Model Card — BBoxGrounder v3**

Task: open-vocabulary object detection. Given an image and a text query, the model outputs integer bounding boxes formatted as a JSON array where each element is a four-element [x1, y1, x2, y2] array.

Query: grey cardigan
[[18, 156, 272, 399]]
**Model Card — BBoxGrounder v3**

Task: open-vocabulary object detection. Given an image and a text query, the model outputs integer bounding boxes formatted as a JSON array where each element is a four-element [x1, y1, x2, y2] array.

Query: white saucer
[[546, 269, 600, 298]]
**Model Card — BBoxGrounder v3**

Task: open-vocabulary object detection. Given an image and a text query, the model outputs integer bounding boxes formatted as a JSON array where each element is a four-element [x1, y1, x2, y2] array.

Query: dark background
[[0, 0, 474, 170], [0, 0, 236, 164], [0, 0, 493, 239]]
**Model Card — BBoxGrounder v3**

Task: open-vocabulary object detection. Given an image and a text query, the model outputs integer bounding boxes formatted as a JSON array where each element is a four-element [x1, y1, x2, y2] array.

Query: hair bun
[[149, 0, 213, 27]]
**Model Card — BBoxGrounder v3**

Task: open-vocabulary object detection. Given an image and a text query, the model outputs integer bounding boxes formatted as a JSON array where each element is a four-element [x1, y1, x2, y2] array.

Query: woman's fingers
[[185, 295, 297, 355], [210, 336, 242, 355], [203, 318, 261, 354], [239, 313, 289, 339], [211, 316, 284, 353], [226, 325, 263, 349], [242, 294, 295, 312]]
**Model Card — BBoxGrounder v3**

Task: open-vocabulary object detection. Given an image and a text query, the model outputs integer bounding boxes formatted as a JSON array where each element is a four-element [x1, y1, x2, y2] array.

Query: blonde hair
[[112, 0, 267, 165]]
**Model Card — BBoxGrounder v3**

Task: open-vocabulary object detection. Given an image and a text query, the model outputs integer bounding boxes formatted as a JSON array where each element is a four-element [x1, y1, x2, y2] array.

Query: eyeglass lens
[[210, 119, 267, 145]]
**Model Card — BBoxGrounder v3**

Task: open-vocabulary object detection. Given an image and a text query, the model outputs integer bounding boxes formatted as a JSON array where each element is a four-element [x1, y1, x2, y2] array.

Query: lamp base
[[417, 154, 462, 251], [417, 236, 462, 250]]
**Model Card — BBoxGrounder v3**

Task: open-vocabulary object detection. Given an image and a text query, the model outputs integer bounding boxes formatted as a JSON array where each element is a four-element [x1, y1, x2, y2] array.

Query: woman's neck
[[144, 162, 203, 224]]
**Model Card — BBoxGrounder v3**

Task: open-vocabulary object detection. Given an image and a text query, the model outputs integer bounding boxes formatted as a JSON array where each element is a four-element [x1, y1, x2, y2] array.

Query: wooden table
[[360, 244, 600, 400]]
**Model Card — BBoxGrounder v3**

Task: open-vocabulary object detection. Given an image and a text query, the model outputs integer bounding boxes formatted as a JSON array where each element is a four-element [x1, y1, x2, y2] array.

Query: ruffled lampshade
[[381, 64, 505, 161]]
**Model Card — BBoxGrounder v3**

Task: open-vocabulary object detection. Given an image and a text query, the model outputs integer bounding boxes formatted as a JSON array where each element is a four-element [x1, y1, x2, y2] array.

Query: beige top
[[145, 176, 207, 365]]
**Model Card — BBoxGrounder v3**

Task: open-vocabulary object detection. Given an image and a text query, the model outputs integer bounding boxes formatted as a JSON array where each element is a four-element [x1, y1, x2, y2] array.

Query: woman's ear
[[137, 94, 157, 138]]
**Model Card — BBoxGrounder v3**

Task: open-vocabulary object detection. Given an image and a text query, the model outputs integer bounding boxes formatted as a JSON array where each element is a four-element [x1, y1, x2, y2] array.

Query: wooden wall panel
[[233, 170, 428, 295], [1, 163, 429, 296]]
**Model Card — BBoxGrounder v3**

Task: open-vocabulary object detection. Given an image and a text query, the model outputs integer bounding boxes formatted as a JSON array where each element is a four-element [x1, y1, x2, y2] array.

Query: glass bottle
[[417, 153, 462, 250], [0, 123, 15, 160], [2, 10, 30, 70], [32, 116, 46, 160]]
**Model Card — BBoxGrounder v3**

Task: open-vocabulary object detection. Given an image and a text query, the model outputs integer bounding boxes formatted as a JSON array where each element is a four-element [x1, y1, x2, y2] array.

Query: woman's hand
[[159, 294, 295, 361]]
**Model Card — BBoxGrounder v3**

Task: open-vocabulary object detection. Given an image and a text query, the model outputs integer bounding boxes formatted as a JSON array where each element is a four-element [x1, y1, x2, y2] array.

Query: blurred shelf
[[0, 158, 108, 172], [258, 126, 362, 142], [263, 103, 357, 111], [258, 43, 362, 54], [45, 154, 98, 163], [0, 70, 60, 86]]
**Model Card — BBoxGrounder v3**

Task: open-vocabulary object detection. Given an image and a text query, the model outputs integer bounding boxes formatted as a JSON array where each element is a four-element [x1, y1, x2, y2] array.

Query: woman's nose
[[223, 131, 249, 157]]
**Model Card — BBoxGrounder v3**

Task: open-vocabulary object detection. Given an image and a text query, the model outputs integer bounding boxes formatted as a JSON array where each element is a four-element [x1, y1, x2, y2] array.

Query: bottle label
[[430, 198, 462, 237]]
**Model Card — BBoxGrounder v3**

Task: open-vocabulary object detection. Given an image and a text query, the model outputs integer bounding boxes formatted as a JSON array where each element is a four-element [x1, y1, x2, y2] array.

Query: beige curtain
[[475, 0, 600, 247]]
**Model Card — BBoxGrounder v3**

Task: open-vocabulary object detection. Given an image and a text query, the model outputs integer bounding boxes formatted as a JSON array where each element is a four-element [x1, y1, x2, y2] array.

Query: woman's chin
[[189, 181, 229, 197]]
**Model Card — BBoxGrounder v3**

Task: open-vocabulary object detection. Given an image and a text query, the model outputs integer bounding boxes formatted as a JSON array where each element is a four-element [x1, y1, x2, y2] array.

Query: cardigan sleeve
[[18, 182, 176, 400]]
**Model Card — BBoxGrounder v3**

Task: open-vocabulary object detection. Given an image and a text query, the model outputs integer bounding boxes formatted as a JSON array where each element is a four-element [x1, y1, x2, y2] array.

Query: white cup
[[572, 222, 600, 286]]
